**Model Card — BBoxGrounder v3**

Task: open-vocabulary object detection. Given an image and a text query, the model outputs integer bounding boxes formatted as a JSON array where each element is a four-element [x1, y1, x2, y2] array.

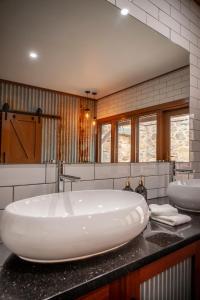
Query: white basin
[[167, 179, 200, 212], [0, 190, 149, 263]]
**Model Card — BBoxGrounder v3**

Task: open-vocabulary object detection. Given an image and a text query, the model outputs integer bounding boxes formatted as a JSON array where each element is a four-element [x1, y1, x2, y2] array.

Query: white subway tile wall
[[104, 0, 200, 179], [62, 162, 170, 199], [97, 67, 189, 118], [64, 164, 95, 181], [45, 164, 57, 183], [0, 164, 56, 212], [95, 163, 130, 179], [14, 183, 56, 202], [0, 165, 46, 186], [71, 179, 113, 191], [0, 187, 13, 209]]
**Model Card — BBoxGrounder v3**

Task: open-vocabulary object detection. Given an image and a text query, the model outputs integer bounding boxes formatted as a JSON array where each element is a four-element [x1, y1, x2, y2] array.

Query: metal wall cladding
[[0, 80, 96, 163], [140, 257, 192, 300]]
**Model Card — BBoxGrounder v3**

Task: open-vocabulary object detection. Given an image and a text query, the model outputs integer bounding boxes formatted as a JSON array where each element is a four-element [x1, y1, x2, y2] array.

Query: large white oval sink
[[0, 190, 149, 263], [167, 179, 200, 212]]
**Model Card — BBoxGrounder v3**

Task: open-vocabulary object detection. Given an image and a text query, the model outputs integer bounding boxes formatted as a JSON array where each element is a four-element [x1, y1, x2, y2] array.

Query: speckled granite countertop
[[0, 197, 200, 300]]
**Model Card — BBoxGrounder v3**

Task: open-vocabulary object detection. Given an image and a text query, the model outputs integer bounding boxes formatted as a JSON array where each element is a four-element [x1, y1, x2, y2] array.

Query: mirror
[[0, 0, 189, 164]]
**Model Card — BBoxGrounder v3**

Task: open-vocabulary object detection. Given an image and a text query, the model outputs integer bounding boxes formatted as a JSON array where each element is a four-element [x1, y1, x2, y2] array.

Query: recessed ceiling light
[[121, 8, 129, 16], [29, 51, 38, 59]]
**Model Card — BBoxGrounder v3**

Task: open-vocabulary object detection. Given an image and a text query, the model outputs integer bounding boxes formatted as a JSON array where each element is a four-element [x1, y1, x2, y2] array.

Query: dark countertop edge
[[49, 233, 200, 300]]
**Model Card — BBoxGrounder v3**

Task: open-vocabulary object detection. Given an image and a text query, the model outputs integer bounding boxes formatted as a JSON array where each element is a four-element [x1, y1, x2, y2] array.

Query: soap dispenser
[[123, 177, 133, 192], [135, 176, 147, 200]]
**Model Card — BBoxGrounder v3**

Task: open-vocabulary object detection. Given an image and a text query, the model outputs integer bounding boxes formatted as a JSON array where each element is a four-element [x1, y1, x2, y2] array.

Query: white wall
[[106, 0, 200, 178], [63, 162, 170, 200], [0, 164, 57, 205], [97, 67, 189, 119]]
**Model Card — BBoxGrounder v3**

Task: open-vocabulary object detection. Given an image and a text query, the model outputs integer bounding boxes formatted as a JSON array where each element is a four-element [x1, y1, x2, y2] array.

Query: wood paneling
[[78, 285, 109, 300]]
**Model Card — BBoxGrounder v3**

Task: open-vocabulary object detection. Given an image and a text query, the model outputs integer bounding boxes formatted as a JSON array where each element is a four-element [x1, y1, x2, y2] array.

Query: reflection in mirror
[[101, 124, 112, 163], [138, 115, 157, 163], [0, 0, 189, 164], [117, 120, 131, 163], [170, 115, 189, 162]]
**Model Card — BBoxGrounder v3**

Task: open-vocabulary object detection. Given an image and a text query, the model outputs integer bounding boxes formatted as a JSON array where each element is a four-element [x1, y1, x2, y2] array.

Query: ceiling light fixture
[[92, 91, 97, 126], [84, 90, 91, 119], [121, 8, 129, 16], [29, 51, 38, 59], [92, 117, 97, 126]]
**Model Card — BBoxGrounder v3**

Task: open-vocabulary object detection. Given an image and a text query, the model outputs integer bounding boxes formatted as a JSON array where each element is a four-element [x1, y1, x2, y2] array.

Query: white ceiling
[[0, 0, 189, 99]]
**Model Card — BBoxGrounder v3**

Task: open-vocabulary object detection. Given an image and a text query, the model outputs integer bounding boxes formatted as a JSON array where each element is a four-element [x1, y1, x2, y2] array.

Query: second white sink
[[167, 179, 200, 212]]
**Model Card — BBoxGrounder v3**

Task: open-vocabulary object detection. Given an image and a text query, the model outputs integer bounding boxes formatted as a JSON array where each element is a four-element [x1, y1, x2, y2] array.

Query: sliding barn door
[[1, 112, 42, 163]]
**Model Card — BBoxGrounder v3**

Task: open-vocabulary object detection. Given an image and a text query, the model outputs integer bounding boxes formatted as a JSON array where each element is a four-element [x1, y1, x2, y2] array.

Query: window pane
[[117, 119, 131, 162], [170, 114, 189, 162], [139, 114, 157, 162], [101, 124, 111, 162]]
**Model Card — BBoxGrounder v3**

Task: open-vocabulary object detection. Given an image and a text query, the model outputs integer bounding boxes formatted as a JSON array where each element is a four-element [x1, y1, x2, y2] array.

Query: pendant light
[[84, 90, 90, 119], [92, 91, 97, 126]]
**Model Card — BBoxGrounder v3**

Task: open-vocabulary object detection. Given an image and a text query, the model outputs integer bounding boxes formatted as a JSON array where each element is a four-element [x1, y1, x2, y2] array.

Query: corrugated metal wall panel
[[0, 80, 96, 163], [140, 257, 192, 300]]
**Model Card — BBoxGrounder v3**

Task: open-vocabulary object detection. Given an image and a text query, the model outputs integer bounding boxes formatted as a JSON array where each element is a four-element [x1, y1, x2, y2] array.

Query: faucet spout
[[57, 161, 81, 192], [60, 174, 81, 182]]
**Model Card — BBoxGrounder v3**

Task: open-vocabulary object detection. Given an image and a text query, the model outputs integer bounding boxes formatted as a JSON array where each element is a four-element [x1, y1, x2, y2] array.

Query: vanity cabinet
[[78, 241, 200, 300]]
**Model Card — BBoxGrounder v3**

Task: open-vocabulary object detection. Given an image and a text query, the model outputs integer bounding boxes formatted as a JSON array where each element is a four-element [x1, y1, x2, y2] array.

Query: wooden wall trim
[[131, 118, 136, 162], [98, 65, 189, 101]]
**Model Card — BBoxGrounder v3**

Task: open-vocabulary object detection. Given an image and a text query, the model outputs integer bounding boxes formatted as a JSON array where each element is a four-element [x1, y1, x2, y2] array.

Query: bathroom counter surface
[[0, 197, 200, 300]]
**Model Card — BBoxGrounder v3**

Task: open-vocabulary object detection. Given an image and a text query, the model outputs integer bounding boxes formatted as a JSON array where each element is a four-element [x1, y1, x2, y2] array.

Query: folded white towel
[[151, 214, 191, 226], [149, 204, 178, 216]]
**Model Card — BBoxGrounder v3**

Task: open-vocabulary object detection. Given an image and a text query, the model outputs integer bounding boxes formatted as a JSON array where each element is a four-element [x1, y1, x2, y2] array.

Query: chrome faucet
[[175, 168, 193, 180], [170, 160, 193, 182], [57, 161, 81, 192]]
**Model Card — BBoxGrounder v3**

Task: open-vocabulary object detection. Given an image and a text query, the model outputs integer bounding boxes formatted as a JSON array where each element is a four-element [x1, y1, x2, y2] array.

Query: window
[[97, 100, 189, 164], [117, 119, 131, 162], [101, 123, 111, 162], [170, 114, 189, 162], [138, 114, 157, 162]]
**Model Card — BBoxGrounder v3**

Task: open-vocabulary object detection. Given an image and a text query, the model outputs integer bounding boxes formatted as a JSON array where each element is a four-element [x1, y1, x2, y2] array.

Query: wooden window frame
[[163, 107, 189, 161], [97, 99, 189, 163]]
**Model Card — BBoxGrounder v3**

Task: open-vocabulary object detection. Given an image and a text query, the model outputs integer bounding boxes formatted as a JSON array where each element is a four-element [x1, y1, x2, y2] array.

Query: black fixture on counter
[[135, 176, 147, 200], [123, 177, 134, 191]]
